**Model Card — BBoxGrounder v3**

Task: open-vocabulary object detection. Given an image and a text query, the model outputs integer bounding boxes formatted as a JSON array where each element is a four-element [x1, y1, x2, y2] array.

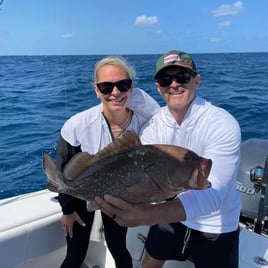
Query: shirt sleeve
[[179, 112, 241, 220], [128, 88, 160, 119]]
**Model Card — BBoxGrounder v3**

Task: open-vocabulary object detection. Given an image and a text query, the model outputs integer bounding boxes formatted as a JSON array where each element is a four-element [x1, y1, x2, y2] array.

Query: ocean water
[[0, 53, 268, 199]]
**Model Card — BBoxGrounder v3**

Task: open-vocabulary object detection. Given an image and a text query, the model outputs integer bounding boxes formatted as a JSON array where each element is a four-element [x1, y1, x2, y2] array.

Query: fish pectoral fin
[[63, 152, 94, 180]]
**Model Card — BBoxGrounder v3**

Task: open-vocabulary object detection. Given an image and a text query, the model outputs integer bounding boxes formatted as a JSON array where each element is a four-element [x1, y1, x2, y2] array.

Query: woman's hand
[[61, 211, 86, 237]]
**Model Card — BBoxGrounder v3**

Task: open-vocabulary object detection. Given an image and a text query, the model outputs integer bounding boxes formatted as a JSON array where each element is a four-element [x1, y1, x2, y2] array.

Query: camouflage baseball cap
[[154, 50, 197, 78]]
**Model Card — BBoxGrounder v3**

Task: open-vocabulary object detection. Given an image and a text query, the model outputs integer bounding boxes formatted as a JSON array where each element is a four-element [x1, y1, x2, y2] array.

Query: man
[[94, 50, 241, 268]]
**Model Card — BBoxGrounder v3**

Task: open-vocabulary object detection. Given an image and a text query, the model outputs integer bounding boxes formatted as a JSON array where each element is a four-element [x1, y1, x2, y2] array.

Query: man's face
[[155, 66, 200, 112]]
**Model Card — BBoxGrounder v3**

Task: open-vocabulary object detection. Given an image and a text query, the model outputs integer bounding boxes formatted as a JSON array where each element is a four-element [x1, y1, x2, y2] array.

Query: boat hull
[[1, 189, 268, 268]]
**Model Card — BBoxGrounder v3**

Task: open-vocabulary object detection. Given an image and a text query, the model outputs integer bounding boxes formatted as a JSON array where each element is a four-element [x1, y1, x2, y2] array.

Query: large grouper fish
[[43, 130, 212, 209]]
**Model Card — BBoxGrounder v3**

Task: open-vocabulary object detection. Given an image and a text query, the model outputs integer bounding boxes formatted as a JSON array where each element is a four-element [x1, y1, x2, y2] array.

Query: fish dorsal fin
[[63, 152, 94, 180], [94, 130, 141, 160], [63, 130, 141, 180]]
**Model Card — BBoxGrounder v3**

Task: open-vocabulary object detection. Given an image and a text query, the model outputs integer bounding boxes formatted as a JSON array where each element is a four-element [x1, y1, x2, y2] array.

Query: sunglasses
[[156, 71, 196, 87], [96, 79, 132, 95]]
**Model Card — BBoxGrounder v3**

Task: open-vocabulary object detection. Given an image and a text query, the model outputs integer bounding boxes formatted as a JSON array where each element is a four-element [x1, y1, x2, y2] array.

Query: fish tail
[[42, 152, 65, 193]]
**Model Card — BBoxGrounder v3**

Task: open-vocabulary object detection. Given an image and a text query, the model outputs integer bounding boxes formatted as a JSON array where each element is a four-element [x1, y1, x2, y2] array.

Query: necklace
[[111, 109, 133, 139]]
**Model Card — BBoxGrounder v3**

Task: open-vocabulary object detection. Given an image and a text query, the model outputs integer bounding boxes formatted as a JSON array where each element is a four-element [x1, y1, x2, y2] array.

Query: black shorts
[[145, 222, 240, 268]]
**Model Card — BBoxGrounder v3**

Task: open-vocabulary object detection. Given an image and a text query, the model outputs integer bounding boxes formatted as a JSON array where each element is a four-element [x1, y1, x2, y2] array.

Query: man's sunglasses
[[156, 71, 196, 87], [96, 79, 132, 95]]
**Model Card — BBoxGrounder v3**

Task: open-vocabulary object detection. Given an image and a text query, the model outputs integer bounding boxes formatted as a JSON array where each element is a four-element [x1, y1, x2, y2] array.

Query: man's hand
[[94, 195, 152, 227], [93, 194, 185, 227]]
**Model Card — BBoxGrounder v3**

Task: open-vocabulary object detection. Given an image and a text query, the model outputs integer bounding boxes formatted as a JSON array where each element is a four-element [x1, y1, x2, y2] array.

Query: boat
[[0, 138, 268, 268]]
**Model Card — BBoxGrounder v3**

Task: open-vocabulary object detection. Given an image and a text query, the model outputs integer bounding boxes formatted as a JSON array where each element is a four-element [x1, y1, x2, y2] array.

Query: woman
[[56, 56, 160, 268]]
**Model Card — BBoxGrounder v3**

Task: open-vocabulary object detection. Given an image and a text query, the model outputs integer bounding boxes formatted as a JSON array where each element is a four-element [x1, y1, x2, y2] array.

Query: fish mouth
[[196, 157, 212, 189], [183, 157, 212, 190], [200, 157, 212, 177]]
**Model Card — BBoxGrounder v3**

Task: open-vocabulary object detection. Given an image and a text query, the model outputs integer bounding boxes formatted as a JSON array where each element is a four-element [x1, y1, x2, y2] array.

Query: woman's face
[[94, 64, 133, 114]]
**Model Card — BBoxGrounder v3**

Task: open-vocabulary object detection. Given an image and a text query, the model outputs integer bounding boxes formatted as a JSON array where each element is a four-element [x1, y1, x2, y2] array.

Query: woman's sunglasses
[[156, 70, 196, 87], [96, 79, 132, 95]]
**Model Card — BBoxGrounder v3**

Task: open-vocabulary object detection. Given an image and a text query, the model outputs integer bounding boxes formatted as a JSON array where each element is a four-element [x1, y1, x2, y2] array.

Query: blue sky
[[0, 0, 267, 55]]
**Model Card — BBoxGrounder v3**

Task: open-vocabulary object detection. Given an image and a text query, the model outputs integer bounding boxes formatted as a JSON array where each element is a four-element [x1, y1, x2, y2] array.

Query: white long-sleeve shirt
[[60, 87, 160, 154], [140, 95, 241, 233]]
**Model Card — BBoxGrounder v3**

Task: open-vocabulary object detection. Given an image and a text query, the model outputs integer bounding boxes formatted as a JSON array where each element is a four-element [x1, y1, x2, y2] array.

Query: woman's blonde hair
[[94, 56, 136, 83]]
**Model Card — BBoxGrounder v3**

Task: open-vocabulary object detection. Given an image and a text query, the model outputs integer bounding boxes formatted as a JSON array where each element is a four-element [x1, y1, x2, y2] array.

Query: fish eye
[[184, 152, 198, 163], [184, 153, 192, 161]]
